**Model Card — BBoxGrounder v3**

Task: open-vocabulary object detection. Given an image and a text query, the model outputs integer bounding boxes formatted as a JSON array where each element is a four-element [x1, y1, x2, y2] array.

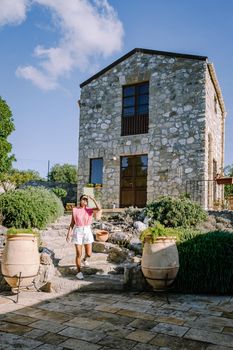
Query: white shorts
[[71, 226, 94, 245]]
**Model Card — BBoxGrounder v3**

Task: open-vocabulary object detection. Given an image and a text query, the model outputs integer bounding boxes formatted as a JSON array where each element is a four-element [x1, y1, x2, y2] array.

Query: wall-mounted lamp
[[112, 156, 117, 161]]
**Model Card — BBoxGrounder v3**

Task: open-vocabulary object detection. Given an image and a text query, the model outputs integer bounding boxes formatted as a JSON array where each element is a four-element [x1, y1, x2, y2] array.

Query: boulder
[[108, 231, 131, 245], [107, 246, 132, 263], [133, 221, 147, 232]]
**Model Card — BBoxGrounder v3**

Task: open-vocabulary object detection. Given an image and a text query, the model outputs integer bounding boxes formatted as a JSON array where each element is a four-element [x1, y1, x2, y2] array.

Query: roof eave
[[80, 48, 207, 88], [207, 63, 226, 117]]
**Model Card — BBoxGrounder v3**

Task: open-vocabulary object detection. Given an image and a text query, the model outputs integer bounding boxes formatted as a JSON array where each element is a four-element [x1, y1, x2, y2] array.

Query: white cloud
[[12, 0, 124, 90], [0, 0, 30, 26], [16, 65, 58, 90]]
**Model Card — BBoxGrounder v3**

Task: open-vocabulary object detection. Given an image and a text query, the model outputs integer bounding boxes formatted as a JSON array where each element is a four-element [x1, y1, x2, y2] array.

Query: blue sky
[[0, 0, 233, 178]]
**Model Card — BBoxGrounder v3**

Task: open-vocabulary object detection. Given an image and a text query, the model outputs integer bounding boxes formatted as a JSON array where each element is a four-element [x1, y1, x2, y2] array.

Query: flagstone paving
[[0, 289, 233, 349]]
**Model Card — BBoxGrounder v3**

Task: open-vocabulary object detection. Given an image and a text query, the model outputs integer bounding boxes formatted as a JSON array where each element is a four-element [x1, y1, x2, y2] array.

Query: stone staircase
[[39, 215, 127, 293]]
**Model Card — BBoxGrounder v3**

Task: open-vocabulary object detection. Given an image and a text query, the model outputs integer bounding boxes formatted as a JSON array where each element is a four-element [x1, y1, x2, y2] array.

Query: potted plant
[[1, 228, 40, 289], [140, 222, 180, 290]]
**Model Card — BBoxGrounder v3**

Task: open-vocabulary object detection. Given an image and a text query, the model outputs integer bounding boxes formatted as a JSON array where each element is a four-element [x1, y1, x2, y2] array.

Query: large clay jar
[[141, 237, 179, 290], [1, 234, 40, 288], [95, 230, 109, 242]]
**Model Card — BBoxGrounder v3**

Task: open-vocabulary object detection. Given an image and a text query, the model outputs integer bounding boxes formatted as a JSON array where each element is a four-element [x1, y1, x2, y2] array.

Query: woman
[[66, 194, 101, 280]]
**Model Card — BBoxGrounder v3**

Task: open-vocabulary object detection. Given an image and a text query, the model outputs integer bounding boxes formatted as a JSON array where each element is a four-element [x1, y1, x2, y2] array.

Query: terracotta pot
[[95, 230, 109, 242], [1, 234, 40, 288], [141, 237, 179, 290]]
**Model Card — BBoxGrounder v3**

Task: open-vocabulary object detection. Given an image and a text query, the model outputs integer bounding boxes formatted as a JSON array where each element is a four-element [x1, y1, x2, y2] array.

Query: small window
[[122, 82, 149, 118], [122, 82, 149, 135], [90, 158, 103, 184]]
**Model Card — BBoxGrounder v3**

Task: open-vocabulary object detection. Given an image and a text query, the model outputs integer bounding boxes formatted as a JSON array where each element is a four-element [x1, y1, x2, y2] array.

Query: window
[[90, 158, 103, 184], [122, 82, 149, 136]]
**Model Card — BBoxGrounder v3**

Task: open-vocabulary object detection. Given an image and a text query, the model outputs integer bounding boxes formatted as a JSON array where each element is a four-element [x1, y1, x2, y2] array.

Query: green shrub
[[146, 196, 207, 228], [175, 231, 233, 294], [7, 228, 37, 234], [0, 186, 64, 229], [140, 221, 181, 244], [6, 227, 41, 246], [51, 187, 67, 199]]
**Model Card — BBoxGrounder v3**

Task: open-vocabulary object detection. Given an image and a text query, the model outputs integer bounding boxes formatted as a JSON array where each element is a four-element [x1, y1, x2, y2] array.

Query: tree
[[49, 163, 78, 184], [0, 97, 15, 175], [0, 169, 42, 192], [224, 164, 233, 197]]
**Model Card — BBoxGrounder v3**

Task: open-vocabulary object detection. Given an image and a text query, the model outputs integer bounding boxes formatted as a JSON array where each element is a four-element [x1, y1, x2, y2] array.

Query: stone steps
[[58, 252, 108, 266], [38, 217, 127, 293], [41, 274, 125, 293], [58, 262, 122, 277], [36, 215, 142, 294]]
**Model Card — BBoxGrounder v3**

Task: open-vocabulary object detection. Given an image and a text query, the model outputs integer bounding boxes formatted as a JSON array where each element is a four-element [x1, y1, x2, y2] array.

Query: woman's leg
[[75, 244, 83, 272], [84, 243, 92, 261]]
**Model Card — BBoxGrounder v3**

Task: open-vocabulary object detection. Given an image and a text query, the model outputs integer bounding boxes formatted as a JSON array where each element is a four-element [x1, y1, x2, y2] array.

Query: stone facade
[[77, 48, 226, 209]]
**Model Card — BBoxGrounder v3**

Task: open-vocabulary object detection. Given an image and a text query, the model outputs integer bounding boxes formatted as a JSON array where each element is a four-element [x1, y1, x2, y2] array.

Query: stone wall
[[78, 51, 222, 208], [204, 66, 225, 208]]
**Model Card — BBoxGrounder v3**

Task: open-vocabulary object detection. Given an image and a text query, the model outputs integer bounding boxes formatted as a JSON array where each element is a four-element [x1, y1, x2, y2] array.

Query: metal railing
[[121, 114, 149, 136]]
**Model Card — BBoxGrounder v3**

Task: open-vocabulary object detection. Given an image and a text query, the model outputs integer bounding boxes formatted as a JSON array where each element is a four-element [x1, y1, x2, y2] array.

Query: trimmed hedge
[[0, 186, 64, 229], [146, 196, 207, 228], [175, 230, 233, 294]]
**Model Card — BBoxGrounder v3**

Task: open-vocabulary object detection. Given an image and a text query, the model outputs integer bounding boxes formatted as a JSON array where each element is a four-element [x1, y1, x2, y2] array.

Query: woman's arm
[[66, 211, 75, 243], [88, 195, 101, 211]]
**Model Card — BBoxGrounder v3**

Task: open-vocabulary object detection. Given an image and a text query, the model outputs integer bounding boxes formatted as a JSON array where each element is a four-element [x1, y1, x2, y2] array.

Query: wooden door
[[120, 155, 148, 208]]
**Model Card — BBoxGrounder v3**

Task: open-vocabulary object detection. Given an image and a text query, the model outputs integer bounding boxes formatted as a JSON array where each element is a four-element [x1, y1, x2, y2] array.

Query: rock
[[108, 231, 131, 245], [92, 241, 106, 253], [92, 241, 115, 253], [124, 263, 152, 291], [0, 268, 11, 292], [39, 247, 54, 257], [133, 221, 147, 232], [34, 264, 56, 288], [128, 237, 142, 255], [131, 256, 142, 264], [143, 216, 151, 225], [39, 281, 54, 293], [101, 223, 115, 231], [0, 235, 6, 249], [107, 247, 130, 263], [215, 223, 227, 231], [0, 226, 7, 234], [40, 253, 53, 265], [109, 265, 125, 274], [216, 216, 232, 226]]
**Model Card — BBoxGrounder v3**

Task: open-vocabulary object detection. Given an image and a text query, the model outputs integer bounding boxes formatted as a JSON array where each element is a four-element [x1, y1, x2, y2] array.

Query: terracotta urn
[[95, 230, 109, 242], [1, 233, 40, 288], [141, 236, 179, 291]]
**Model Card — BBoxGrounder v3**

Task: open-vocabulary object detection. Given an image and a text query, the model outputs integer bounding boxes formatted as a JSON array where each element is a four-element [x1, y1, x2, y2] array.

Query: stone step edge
[[40, 275, 125, 293]]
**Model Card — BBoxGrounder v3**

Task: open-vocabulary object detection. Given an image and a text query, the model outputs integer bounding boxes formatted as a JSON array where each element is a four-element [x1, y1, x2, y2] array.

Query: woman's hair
[[80, 194, 88, 202]]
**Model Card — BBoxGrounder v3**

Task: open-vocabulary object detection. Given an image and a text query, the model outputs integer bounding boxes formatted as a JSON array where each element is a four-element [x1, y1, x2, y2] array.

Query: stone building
[[77, 48, 226, 209]]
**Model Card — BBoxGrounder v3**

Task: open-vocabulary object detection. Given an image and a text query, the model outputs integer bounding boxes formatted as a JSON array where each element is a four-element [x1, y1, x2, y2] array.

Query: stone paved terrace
[[0, 289, 233, 349]]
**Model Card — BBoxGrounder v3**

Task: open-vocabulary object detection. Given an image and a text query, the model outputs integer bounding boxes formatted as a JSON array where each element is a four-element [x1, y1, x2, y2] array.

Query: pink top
[[72, 207, 93, 227]]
